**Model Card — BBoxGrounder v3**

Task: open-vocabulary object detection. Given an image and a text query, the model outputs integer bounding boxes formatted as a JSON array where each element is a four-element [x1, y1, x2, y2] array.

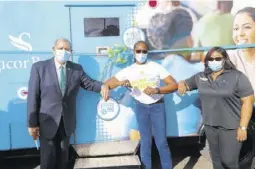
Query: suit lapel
[[50, 58, 62, 97], [65, 61, 73, 95]]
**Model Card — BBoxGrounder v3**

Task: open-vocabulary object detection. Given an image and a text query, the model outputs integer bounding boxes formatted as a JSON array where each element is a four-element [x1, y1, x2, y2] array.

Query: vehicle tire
[[240, 117, 255, 169], [0, 151, 4, 164], [251, 157, 255, 169], [239, 131, 254, 169], [200, 139, 254, 169]]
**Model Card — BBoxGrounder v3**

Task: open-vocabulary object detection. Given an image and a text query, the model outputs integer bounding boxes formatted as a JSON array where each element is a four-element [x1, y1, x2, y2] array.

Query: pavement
[[1, 144, 213, 169]]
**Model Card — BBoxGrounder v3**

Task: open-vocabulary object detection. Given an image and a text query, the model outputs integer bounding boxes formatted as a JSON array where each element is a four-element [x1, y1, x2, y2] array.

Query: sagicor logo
[[8, 32, 33, 51]]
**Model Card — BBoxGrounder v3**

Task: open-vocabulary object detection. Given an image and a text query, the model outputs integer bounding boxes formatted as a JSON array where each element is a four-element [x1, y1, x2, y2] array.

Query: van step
[[72, 140, 140, 158], [73, 155, 141, 169]]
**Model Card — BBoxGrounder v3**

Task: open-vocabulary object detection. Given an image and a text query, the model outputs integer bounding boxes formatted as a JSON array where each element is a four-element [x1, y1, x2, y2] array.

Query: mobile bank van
[[0, 1, 254, 168]]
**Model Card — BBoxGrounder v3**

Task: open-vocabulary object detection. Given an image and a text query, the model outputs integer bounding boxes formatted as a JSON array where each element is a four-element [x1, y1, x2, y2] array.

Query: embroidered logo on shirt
[[200, 77, 208, 81], [219, 80, 227, 85]]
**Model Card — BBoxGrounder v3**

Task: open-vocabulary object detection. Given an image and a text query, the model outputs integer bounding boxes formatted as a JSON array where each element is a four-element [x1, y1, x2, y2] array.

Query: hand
[[178, 81, 187, 95], [237, 128, 247, 142], [143, 87, 158, 95], [119, 80, 132, 87], [101, 84, 110, 101], [28, 127, 40, 140]]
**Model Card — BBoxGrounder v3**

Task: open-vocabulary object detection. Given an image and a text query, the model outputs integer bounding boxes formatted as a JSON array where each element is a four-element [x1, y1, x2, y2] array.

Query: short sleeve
[[185, 73, 199, 91], [191, 21, 202, 47], [155, 63, 170, 79], [227, 50, 237, 67], [236, 72, 254, 98], [115, 68, 129, 81]]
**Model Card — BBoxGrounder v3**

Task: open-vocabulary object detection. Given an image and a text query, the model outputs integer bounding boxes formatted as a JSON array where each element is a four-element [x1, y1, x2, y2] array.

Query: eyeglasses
[[135, 50, 148, 54], [207, 57, 223, 61]]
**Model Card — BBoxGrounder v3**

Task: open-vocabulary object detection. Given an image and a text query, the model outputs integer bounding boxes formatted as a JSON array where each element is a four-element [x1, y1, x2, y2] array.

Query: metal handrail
[[0, 44, 254, 55]]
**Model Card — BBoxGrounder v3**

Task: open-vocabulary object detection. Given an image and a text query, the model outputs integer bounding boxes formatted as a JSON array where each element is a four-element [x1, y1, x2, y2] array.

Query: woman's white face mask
[[208, 60, 224, 72]]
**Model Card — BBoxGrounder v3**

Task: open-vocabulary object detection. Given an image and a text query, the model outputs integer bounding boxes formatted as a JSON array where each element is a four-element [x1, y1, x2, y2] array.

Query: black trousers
[[204, 125, 242, 169], [39, 117, 70, 169]]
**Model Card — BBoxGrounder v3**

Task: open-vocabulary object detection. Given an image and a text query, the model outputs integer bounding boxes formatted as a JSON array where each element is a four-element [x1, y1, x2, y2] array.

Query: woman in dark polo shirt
[[178, 46, 254, 169]]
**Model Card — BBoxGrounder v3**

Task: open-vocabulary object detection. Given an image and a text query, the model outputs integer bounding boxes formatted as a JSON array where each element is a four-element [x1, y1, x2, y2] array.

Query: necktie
[[59, 66, 66, 96]]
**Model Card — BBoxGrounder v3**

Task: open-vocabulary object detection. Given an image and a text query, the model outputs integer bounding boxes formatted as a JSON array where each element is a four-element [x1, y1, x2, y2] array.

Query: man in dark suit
[[27, 38, 110, 169]]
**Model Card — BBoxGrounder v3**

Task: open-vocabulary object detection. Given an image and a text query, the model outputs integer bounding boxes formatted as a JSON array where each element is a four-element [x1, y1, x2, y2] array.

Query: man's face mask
[[135, 53, 148, 63], [55, 50, 71, 63], [135, 49, 148, 63]]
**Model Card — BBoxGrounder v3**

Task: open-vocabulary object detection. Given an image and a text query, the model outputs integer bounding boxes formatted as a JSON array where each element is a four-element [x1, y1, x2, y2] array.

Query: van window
[[84, 17, 120, 37]]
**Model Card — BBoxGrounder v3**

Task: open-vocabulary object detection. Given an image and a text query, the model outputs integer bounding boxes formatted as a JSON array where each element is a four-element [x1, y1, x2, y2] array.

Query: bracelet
[[239, 126, 247, 131]]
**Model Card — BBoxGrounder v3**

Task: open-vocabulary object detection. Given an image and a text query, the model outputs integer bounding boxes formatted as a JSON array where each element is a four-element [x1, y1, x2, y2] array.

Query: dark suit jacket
[[27, 58, 102, 139]]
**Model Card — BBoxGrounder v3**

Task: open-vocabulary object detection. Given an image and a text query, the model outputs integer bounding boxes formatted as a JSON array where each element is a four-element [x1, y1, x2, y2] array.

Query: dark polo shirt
[[185, 69, 254, 129]]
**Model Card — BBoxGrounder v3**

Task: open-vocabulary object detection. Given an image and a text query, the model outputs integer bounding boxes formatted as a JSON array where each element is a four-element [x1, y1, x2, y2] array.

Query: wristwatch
[[155, 88, 160, 94], [239, 126, 247, 131]]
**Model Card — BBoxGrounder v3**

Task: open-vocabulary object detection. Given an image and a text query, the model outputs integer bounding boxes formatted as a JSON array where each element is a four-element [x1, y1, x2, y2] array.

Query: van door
[[66, 3, 137, 144]]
